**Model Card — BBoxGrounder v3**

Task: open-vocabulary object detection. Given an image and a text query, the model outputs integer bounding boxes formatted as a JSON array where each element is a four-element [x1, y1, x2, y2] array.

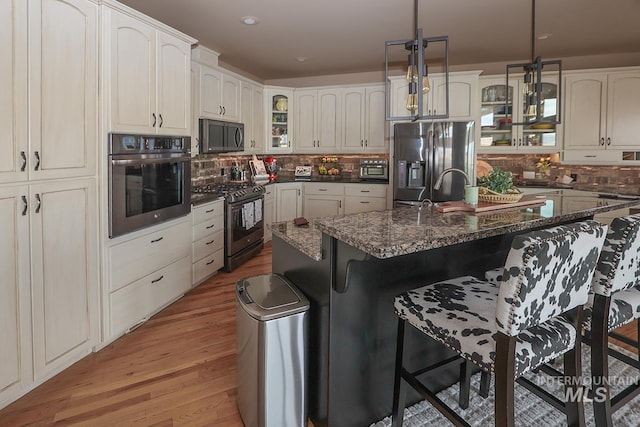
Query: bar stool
[[391, 220, 607, 427], [583, 215, 640, 426]]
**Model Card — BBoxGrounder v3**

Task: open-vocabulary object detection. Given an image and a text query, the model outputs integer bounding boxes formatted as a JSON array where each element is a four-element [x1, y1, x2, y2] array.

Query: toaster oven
[[359, 159, 389, 181]]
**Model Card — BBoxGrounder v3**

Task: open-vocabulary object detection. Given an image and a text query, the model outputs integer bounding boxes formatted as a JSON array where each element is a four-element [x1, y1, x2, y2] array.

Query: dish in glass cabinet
[[493, 140, 511, 146], [531, 123, 553, 129]]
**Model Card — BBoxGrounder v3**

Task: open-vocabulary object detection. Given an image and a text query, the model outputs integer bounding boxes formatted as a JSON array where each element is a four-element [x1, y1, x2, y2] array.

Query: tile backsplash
[[191, 153, 388, 185], [478, 153, 640, 195]]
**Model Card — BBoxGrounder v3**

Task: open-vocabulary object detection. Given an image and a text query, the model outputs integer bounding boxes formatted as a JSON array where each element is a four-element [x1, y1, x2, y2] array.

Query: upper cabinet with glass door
[[264, 87, 293, 152], [478, 75, 560, 153]]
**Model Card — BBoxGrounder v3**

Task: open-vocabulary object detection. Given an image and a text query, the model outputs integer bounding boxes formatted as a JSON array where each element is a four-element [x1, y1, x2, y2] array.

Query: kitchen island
[[270, 190, 640, 427]]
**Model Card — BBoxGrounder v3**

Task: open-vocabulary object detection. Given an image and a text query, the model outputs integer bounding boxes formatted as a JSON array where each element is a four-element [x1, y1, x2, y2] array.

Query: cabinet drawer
[[192, 200, 224, 226], [192, 212, 224, 240], [345, 184, 387, 197], [109, 220, 191, 292], [192, 229, 224, 262], [193, 248, 224, 284], [562, 150, 621, 164], [109, 256, 191, 335], [304, 182, 344, 196], [344, 196, 387, 214]]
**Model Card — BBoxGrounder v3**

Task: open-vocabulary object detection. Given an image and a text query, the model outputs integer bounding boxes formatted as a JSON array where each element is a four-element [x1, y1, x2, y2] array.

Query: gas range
[[192, 182, 265, 204]]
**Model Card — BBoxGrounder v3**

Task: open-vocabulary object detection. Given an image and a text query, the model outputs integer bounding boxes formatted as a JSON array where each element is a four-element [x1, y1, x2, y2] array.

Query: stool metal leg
[[392, 318, 409, 427]]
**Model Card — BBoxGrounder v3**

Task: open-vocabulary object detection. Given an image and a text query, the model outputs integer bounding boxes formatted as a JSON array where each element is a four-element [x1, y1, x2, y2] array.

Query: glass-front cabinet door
[[264, 87, 293, 152], [478, 76, 560, 153]]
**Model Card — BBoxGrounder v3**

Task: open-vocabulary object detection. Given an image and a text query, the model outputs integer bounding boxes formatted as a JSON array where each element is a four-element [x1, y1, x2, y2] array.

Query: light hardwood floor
[[0, 241, 637, 426]]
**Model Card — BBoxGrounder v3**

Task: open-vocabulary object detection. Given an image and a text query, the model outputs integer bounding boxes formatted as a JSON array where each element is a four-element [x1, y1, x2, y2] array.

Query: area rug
[[372, 344, 640, 426]]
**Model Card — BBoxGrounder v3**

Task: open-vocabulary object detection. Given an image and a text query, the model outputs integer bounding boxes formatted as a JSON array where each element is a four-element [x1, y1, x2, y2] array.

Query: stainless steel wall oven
[[109, 133, 191, 238]]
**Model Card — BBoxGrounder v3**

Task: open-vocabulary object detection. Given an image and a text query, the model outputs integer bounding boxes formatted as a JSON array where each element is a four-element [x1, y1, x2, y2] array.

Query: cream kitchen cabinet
[[477, 74, 560, 153], [197, 65, 241, 122], [264, 185, 276, 241], [342, 85, 387, 152], [303, 183, 344, 219], [390, 71, 479, 121], [265, 87, 294, 152], [275, 182, 303, 222], [294, 89, 341, 152], [241, 80, 265, 153], [563, 70, 640, 162], [106, 217, 191, 340], [1, 0, 97, 184], [192, 199, 224, 285], [0, 186, 31, 408], [104, 3, 194, 136], [344, 184, 388, 214], [1, 178, 99, 405]]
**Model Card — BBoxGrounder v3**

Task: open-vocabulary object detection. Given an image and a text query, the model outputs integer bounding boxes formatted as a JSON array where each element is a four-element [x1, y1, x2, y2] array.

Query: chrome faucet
[[433, 168, 471, 190]]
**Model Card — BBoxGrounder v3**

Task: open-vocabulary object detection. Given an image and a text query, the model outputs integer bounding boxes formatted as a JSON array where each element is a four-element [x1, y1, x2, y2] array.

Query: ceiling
[[118, 0, 640, 82]]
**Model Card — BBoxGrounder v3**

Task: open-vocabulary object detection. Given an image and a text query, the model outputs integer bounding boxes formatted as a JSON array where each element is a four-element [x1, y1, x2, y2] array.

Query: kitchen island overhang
[[270, 190, 640, 427]]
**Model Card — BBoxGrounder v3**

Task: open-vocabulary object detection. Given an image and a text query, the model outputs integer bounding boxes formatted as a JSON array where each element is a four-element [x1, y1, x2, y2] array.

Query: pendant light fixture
[[385, 0, 449, 121], [506, 0, 562, 125]]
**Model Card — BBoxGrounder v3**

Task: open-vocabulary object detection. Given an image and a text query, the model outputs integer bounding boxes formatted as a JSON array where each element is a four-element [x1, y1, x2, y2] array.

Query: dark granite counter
[[268, 176, 388, 185], [271, 190, 640, 262]]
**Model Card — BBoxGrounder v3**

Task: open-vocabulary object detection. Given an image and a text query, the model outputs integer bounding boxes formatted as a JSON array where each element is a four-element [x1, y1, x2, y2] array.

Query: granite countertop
[[270, 220, 323, 261], [307, 189, 640, 260], [270, 176, 388, 185]]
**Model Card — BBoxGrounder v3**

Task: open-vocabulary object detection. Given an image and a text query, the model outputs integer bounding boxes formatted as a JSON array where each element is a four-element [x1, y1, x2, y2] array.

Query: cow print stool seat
[[391, 220, 607, 427]]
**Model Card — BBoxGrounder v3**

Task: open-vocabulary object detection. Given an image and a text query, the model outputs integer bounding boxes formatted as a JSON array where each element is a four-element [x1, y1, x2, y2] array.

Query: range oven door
[[109, 153, 191, 237], [226, 196, 264, 257]]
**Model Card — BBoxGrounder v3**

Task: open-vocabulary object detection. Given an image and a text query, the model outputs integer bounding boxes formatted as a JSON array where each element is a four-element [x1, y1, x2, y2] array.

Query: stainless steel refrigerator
[[394, 121, 475, 205]]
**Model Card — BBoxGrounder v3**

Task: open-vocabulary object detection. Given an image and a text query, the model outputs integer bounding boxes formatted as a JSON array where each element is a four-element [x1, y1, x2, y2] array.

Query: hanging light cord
[[530, 0, 536, 62]]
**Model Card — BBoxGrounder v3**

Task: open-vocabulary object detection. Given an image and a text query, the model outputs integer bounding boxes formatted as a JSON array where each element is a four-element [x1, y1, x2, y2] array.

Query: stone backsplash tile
[[478, 154, 640, 195]]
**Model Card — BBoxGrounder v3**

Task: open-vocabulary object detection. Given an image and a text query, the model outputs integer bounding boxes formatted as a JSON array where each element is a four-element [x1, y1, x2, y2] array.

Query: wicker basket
[[478, 187, 524, 204]]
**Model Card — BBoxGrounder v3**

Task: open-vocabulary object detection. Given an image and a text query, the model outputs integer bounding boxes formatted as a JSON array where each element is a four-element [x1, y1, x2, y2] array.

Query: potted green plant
[[476, 167, 523, 203]]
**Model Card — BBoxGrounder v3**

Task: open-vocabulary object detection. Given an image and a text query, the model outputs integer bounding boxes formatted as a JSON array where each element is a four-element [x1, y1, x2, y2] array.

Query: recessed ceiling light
[[241, 16, 259, 25], [295, 56, 308, 62], [537, 33, 552, 40]]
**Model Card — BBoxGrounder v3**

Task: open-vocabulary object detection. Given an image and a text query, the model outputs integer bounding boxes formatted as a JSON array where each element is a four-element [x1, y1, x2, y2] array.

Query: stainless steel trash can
[[236, 273, 309, 427]]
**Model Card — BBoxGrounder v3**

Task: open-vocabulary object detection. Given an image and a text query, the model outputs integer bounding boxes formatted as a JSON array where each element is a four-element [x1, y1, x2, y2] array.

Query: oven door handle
[[111, 155, 191, 166]]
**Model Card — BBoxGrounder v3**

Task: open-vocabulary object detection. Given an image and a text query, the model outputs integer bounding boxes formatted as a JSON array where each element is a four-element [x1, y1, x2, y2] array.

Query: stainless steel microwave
[[199, 118, 244, 153]]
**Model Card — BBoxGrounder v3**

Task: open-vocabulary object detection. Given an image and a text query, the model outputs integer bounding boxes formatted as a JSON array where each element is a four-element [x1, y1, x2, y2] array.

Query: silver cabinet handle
[[21, 195, 28, 216], [34, 151, 40, 171], [607, 137, 611, 146], [151, 275, 164, 284], [20, 151, 27, 171], [152, 113, 157, 127], [206, 258, 216, 265], [150, 236, 163, 243], [35, 193, 41, 213], [159, 114, 163, 128]]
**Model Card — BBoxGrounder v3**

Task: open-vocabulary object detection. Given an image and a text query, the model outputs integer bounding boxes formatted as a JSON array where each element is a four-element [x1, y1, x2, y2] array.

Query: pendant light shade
[[385, 0, 449, 121], [506, 0, 562, 125]]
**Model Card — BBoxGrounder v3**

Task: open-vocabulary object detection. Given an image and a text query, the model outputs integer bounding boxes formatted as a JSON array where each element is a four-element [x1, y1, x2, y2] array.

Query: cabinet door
[[317, 89, 341, 151], [30, 0, 97, 179], [241, 82, 254, 148], [0, 186, 32, 402], [364, 86, 386, 151], [108, 8, 156, 133], [563, 74, 607, 150], [30, 178, 98, 380], [294, 90, 317, 151], [0, 0, 28, 184], [221, 74, 241, 121], [607, 72, 640, 150], [343, 88, 365, 150], [199, 65, 222, 119], [433, 75, 477, 120], [156, 31, 190, 135], [252, 85, 265, 151], [275, 184, 302, 222], [303, 195, 343, 219]]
